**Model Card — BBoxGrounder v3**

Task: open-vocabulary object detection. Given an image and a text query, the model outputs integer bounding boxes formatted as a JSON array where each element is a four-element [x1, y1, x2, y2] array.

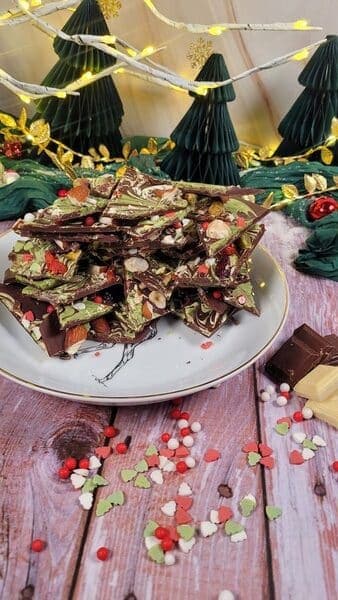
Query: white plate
[[0, 230, 288, 405]]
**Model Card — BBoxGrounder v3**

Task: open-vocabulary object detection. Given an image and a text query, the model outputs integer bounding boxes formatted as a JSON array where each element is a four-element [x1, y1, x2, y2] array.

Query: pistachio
[[124, 257, 149, 273], [206, 219, 231, 240], [149, 291, 166, 309]]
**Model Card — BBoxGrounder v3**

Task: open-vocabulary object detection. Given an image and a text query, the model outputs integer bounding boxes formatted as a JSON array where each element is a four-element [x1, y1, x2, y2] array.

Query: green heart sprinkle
[[265, 506, 282, 521], [134, 474, 151, 489], [96, 499, 112, 517], [274, 423, 289, 436], [106, 490, 125, 506], [247, 451, 261, 466], [225, 520, 244, 536], [82, 478, 97, 494], [143, 520, 159, 538], [145, 444, 158, 456], [120, 468, 137, 482], [302, 439, 318, 450], [177, 524, 195, 541], [134, 459, 148, 473], [92, 474, 109, 486], [148, 544, 165, 564], [239, 496, 256, 517]]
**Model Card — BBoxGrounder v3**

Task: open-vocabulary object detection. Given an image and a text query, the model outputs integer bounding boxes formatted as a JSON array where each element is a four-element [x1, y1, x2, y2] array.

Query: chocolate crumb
[[314, 481, 326, 497], [20, 585, 34, 599], [218, 483, 233, 498], [124, 594, 137, 600], [124, 435, 132, 448]]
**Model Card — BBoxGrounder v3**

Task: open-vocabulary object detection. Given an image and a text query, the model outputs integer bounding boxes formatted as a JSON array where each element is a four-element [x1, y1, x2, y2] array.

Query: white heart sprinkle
[[218, 591, 235, 600], [312, 435, 327, 447], [302, 448, 315, 460], [79, 492, 93, 510], [200, 521, 218, 538], [230, 530, 247, 543], [162, 460, 175, 473], [178, 482, 192, 496], [150, 469, 164, 485], [145, 536, 159, 550], [292, 432, 307, 444], [73, 468, 89, 476], [70, 473, 86, 489], [164, 551, 176, 566], [159, 456, 168, 469], [210, 509, 220, 524], [178, 537, 196, 553], [89, 455, 101, 470], [161, 500, 177, 517]]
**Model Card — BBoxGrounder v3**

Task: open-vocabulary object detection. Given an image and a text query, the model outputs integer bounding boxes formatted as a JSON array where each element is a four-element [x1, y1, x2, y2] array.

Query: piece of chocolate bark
[[56, 299, 114, 330], [9, 239, 82, 281], [174, 297, 233, 337], [123, 255, 176, 300]]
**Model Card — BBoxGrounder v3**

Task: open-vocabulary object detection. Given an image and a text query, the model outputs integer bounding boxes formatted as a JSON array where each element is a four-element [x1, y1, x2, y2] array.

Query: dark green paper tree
[[35, 0, 123, 156], [274, 35, 338, 161], [161, 53, 240, 186]]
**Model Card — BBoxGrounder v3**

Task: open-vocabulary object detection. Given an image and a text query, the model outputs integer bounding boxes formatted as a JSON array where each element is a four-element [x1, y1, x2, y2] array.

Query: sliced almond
[[142, 301, 153, 320], [149, 291, 166, 309], [124, 257, 149, 273], [65, 324, 88, 355], [99, 216, 113, 225], [206, 219, 231, 240]]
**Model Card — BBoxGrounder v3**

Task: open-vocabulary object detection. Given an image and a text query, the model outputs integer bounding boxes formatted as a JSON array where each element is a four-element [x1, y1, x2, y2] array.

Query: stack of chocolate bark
[[0, 167, 268, 358]]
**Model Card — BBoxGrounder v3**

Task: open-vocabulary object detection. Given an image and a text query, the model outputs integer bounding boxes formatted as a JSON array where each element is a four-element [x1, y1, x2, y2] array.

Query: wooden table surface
[[0, 214, 337, 600]]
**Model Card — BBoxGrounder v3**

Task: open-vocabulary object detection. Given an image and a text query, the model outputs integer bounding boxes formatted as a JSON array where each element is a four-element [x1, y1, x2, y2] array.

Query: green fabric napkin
[[294, 213, 338, 281]]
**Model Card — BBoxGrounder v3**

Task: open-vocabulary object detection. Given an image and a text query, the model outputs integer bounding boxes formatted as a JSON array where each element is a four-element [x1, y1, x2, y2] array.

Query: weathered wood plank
[[72, 369, 269, 600], [255, 213, 338, 600]]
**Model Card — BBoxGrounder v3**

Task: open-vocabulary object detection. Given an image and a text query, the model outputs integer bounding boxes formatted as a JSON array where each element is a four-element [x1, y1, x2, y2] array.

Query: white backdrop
[[0, 0, 337, 147]]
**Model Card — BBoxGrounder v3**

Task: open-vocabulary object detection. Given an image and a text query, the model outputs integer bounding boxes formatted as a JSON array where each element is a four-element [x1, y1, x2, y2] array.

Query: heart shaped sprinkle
[[175, 507, 193, 525], [276, 417, 292, 427], [204, 449, 221, 462], [178, 482, 192, 496], [177, 524, 195, 541], [162, 460, 176, 473], [106, 490, 124, 505], [230, 530, 247, 543], [134, 459, 149, 473], [200, 521, 218, 538], [70, 473, 86, 490], [210, 509, 220, 524], [178, 537, 196, 553], [258, 443, 273, 457], [218, 506, 233, 523], [239, 495, 257, 517], [168, 526, 180, 542], [145, 444, 158, 457], [92, 474, 109, 486], [274, 423, 289, 436], [159, 456, 168, 470], [260, 456, 275, 469], [88, 455, 101, 470], [224, 520, 244, 536], [302, 439, 318, 451], [242, 441, 259, 453], [96, 499, 112, 517], [145, 535, 159, 550], [247, 451, 261, 466], [95, 446, 112, 459], [302, 448, 315, 460], [265, 505, 282, 521], [73, 468, 89, 477], [148, 544, 165, 564], [292, 431, 306, 444], [146, 454, 160, 468], [160, 448, 175, 458], [175, 496, 193, 511], [134, 474, 151, 489], [161, 500, 177, 517], [120, 469, 137, 483], [164, 552, 176, 566], [79, 492, 93, 510], [312, 435, 326, 447], [150, 469, 164, 485], [143, 520, 158, 538], [289, 450, 304, 465], [175, 445, 190, 458]]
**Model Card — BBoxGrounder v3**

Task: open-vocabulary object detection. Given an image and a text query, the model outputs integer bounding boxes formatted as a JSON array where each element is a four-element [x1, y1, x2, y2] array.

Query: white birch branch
[[0, 0, 79, 27], [0, 66, 79, 100]]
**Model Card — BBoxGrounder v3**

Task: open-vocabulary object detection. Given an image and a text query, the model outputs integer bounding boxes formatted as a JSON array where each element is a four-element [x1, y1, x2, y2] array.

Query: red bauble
[[1, 140, 23, 159], [308, 196, 338, 221]]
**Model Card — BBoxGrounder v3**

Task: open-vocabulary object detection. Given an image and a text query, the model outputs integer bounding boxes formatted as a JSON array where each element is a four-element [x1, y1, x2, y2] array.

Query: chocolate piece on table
[[9, 239, 81, 281], [323, 335, 338, 365], [56, 299, 114, 330]]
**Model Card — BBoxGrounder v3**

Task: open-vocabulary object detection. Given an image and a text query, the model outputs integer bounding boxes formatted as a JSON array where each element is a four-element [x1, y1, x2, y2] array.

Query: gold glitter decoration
[[98, 0, 122, 19], [187, 37, 213, 69]]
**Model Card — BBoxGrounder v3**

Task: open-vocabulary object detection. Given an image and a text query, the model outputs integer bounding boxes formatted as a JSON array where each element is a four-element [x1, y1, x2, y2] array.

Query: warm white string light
[[0, 66, 79, 102]]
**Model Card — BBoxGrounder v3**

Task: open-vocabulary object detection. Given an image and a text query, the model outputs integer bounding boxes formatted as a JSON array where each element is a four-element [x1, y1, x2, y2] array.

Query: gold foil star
[[187, 37, 213, 69], [98, 0, 122, 19]]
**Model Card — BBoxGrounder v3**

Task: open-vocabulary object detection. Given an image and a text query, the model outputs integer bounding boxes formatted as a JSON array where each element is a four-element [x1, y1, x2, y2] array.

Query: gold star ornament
[[187, 37, 214, 69]]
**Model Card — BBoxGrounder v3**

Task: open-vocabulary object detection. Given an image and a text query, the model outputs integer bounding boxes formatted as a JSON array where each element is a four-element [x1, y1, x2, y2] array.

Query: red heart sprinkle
[[146, 454, 159, 468], [175, 445, 190, 458], [159, 448, 175, 458], [175, 507, 193, 525], [201, 341, 213, 350], [168, 526, 179, 541], [204, 449, 221, 462], [277, 417, 292, 427], [94, 446, 112, 459], [242, 441, 259, 453], [218, 506, 233, 523], [175, 496, 193, 511], [259, 443, 273, 457], [289, 450, 304, 465], [260, 456, 275, 469]]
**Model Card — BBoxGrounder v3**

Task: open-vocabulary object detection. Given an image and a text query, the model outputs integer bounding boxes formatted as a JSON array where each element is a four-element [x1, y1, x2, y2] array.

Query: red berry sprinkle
[[161, 432, 171, 443], [96, 547, 109, 561], [201, 221, 209, 230], [84, 216, 95, 226], [180, 427, 191, 437], [176, 461, 188, 474], [224, 244, 236, 256], [63, 457, 77, 471], [180, 412, 190, 421], [93, 295, 103, 304], [31, 539, 45, 553], [171, 398, 182, 406], [116, 442, 128, 454], [103, 426, 119, 438], [161, 537, 174, 552], [212, 290, 222, 299], [155, 526, 169, 540], [332, 461, 338, 472], [57, 188, 69, 198], [23, 310, 35, 322], [78, 458, 90, 469], [293, 411, 304, 422], [280, 391, 291, 399], [170, 408, 181, 420], [58, 466, 70, 480], [46, 304, 55, 314]]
